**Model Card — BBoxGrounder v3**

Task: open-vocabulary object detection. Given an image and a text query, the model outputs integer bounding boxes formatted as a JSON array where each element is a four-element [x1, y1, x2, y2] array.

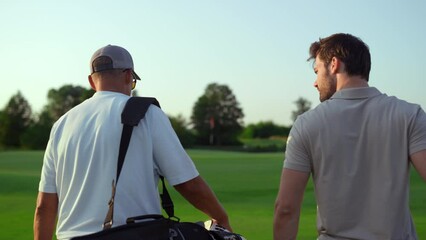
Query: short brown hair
[[308, 33, 371, 81]]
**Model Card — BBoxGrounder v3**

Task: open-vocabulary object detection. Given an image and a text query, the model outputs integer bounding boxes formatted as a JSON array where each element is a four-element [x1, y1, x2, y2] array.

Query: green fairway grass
[[0, 150, 425, 239], [0, 151, 44, 239]]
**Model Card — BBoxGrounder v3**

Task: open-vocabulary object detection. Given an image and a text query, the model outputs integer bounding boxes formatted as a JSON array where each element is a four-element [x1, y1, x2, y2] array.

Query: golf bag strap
[[103, 97, 162, 229], [159, 176, 175, 219], [116, 97, 160, 182]]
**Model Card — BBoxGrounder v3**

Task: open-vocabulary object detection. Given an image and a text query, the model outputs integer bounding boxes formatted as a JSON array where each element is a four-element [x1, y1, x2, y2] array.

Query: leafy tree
[[191, 83, 244, 145], [45, 85, 95, 121], [168, 114, 195, 148], [132, 89, 139, 97], [242, 121, 291, 139], [0, 91, 32, 148], [291, 97, 312, 122], [240, 124, 254, 139], [21, 108, 54, 149], [18, 85, 94, 149]]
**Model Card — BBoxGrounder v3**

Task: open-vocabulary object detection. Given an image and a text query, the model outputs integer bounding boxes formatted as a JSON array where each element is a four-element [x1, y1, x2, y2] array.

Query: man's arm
[[411, 149, 426, 181], [273, 168, 310, 240], [34, 192, 58, 240], [173, 176, 232, 231]]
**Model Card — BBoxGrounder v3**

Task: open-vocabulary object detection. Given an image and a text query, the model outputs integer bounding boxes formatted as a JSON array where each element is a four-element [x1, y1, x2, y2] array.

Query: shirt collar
[[331, 87, 382, 100], [93, 91, 129, 98]]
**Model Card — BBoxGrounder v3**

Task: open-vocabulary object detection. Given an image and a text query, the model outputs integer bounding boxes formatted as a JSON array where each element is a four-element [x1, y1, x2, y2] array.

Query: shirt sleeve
[[283, 119, 312, 173], [148, 106, 199, 186], [38, 130, 57, 193], [409, 107, 426, 155]]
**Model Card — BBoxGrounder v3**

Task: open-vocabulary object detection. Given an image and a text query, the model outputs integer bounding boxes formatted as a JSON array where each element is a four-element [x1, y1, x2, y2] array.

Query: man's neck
[[336, 74, 369, 91]]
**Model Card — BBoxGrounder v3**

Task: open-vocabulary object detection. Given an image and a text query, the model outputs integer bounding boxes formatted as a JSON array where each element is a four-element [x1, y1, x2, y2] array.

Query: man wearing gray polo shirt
[[274, 33, 426, 239]]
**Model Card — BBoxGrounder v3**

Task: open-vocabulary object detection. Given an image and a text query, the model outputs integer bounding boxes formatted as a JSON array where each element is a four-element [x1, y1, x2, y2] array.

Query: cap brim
[[132, 70, 141, 80]]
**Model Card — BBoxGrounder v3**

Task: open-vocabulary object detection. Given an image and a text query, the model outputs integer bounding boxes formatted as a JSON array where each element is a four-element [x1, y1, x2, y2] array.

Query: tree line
[[0, 83, 311, 150]]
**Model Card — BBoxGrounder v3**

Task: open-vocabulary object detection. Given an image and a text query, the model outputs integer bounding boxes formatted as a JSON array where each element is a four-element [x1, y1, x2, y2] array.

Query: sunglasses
[[123, 69, 137, 90], [132, 78, 137, 90]]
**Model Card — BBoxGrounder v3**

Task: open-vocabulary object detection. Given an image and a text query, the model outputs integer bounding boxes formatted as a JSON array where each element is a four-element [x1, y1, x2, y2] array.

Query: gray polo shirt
[[285, 87, 426, 239]]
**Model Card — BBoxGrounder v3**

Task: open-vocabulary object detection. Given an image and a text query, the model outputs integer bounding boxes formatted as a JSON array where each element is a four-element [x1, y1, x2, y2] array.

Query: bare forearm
[[411, 150, 426, 181], [273, 169, 309, 240], [174, 176, 231, 231], [273, 205, 300, 240], [34, 192, 58, 240], [34, 211, 56, 240]]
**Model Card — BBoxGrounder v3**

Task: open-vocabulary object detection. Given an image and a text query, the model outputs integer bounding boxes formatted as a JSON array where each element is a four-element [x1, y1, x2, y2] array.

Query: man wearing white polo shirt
[[34, 45, 232, 240]]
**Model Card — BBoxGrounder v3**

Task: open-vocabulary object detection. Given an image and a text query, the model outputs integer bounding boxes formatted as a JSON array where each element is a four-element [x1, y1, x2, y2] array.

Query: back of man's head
[[91, 56, 124, 80], [308, 33, 371, 81], [90, 44, 141, 80]]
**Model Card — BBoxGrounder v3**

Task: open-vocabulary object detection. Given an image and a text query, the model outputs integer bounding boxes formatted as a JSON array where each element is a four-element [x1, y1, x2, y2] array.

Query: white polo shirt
[[39, 91, 199, 239], [285, 87, 426, 239]]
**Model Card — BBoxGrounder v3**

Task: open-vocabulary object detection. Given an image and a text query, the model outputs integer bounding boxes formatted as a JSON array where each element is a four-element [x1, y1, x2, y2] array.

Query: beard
[[319, 73, 337, 102]]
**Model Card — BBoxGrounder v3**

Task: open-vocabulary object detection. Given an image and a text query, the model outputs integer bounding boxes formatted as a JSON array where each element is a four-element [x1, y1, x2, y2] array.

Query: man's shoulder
[[294, 103, 326, 124], [374, 93, 423, 117]]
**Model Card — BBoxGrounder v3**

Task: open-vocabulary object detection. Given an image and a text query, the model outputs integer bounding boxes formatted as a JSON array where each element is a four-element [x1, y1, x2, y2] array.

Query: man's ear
[[88, 75, 96, 91], [330, 57, 341, 74], [124, 69, 132, 84]]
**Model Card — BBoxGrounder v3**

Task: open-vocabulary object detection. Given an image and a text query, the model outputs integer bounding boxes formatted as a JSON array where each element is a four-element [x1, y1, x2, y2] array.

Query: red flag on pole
[[209, 117, 215, 129]]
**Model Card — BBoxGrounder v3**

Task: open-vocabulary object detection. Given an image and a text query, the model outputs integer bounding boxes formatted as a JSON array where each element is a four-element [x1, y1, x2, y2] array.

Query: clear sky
[[1, 0, 425, 126]]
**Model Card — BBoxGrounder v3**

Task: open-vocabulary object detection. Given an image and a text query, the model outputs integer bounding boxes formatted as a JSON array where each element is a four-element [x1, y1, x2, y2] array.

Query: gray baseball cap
[[90, 44, 141, 80]]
